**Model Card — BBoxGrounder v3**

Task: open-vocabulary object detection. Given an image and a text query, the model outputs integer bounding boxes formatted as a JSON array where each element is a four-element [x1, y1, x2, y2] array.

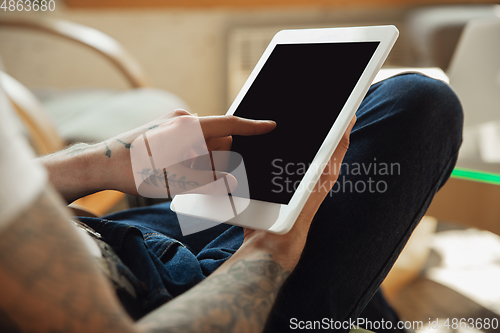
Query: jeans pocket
[[143, 231, 187, 263]]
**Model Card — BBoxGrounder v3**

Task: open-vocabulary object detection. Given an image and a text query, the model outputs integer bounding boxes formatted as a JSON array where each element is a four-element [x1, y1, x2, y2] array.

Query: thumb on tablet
[[320, 115, 356, 183]]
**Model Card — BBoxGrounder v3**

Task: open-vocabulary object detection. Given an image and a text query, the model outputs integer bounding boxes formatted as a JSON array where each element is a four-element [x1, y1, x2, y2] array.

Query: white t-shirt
[[0, 86, 47, 233]]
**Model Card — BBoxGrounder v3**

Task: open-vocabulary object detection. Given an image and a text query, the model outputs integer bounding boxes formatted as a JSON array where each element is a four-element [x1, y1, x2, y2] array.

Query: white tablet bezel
[[172, 25, 399, 234]]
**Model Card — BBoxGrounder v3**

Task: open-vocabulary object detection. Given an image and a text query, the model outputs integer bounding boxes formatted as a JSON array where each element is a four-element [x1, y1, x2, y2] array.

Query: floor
[[390, 222, 500, 333]]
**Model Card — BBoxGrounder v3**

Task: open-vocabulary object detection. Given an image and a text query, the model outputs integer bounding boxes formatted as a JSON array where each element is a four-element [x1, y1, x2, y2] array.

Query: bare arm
[[137, 116, 356, 332], [38, 142, 112, 203], [38, 111, 276, 203], [1, 112, 354, 333], [136, 236, 294, 332], [0, 186, 135, 333], [0, 186, 291, 333]]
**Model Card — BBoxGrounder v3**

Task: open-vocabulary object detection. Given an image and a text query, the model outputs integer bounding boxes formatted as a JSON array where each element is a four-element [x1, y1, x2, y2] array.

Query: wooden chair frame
[[0, 17, 153, 215]]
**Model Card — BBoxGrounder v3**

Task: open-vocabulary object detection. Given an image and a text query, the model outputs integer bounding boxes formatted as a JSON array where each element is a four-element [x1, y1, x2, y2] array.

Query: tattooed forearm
[[104, 139, 133, 158], [63, 139, 133, 159], [139, 255, 290, 333], [138, 168, 199, 189], [64, 143, 93, 157], [116, 139, 133, 149], [104, 142, 112, 158], [0, 187, 134, 333]]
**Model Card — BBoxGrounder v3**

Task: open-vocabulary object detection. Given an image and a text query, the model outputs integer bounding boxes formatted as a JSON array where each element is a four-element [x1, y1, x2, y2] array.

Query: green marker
[[451, 167, 500, 186]]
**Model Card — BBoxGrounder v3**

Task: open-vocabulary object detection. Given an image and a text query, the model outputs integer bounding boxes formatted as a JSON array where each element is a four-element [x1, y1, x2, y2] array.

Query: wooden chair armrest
[[1, 71, 126, 216], [0, 17, 149, 88], [68, 204, 99, 218], [71, 190, 126, 217], [0, 71, 65, 155]]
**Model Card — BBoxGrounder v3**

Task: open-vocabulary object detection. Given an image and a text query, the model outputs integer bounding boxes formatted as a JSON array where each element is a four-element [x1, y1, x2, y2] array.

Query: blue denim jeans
[[80, 73, 463, 331]]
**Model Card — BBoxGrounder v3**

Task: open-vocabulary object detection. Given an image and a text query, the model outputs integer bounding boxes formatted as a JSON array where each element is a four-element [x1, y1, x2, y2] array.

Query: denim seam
[[143, 232, 166, 241], [142, 232, 187, 260], [88, 219, 109, 234], [342, 148, 461, 323], [158, 241, 179, 260], [143, 232, 187, 248]]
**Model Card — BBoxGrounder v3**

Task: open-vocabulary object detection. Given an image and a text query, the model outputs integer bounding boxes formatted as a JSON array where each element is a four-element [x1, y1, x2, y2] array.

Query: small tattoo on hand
[[104, 142, 112, 158], [115, 139, 132, 149]]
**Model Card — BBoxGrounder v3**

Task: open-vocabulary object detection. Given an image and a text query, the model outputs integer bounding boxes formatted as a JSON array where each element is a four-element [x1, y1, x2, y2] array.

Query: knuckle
[[170, 114, 193, 127], [219, 134, 232, 143], [224, 114, 238, 125], [171, 109, 190, 117], [221, 136, 233, 150], [339, 136, 350, 150]]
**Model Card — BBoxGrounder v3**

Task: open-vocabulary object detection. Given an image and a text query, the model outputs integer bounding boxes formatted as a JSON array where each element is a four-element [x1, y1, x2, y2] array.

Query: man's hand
[[39, 110, 275, 203], [137, 116, 356, 332], [241, 116, 356, 271], [24, 110, 354, 333]]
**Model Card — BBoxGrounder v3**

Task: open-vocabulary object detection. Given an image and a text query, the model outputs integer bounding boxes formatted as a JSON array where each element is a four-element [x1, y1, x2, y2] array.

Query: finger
[[273, 115, 357, 237], [200, 115, 276, 139], [331, 115, 356, 164], [298, 116, 357, 226], [338, 115, 357, 150], [348, 115, 357, 133], [206, 136, 233, 151], [323, 115, 357, 178]]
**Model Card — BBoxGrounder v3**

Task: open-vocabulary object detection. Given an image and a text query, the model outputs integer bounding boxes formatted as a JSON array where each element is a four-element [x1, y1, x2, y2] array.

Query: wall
[[0, 3, 409, 116]]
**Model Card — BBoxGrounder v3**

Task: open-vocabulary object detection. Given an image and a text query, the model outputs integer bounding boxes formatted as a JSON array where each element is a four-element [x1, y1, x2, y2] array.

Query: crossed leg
[[86, 73, 463, 329]]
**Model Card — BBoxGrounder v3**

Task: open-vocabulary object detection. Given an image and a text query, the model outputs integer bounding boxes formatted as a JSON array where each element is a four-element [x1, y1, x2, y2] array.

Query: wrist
[[40, 142, 109, 202], [79, 140, 133, 194], [240, 230, 306, 271], [81, 142, 113, 193]]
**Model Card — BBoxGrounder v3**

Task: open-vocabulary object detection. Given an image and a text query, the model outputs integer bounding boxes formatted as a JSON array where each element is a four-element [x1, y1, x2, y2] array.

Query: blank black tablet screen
[[230, 42, 379, 204]]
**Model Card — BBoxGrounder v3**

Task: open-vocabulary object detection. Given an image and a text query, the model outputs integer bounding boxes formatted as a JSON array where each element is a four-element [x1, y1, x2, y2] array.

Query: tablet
[[171, 25, 398, 234]]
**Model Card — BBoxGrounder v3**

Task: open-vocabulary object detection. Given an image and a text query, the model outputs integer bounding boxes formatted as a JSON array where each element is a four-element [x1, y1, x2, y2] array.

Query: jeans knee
[[381, 73, 464, 150]]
